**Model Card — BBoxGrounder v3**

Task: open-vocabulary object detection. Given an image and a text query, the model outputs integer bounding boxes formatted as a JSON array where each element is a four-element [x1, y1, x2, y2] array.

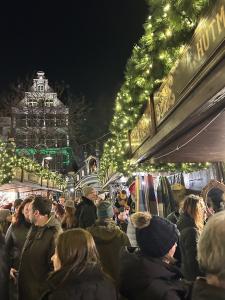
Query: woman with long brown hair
[[40, 229, 117, 300], [61, 200, 76, 230], [177, 194, 205, 280], [5, 196, 33, 300]]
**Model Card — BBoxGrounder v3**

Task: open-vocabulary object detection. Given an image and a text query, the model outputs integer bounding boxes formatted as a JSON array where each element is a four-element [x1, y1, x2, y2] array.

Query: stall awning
[[0, 180, 62, 193], [150, 109, 225, 163], [131, 56, 225, 165]]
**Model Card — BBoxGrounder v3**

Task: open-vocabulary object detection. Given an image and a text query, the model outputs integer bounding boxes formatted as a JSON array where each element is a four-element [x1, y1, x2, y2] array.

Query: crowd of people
[[0, 184, 225, 300]]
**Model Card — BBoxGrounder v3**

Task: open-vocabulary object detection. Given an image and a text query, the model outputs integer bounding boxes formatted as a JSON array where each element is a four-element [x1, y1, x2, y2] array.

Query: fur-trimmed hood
[[87, 220, 124, 243]]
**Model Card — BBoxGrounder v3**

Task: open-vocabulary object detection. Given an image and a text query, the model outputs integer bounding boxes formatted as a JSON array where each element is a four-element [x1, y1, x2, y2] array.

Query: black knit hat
[[135, 215, 179, 258]]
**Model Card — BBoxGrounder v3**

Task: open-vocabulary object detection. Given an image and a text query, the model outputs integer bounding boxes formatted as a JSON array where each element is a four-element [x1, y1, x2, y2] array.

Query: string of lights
[[0, 139, 66, 188], [99, 0, 212, 179], [81, 132, 111, 147], [154, 109, 224, 160]]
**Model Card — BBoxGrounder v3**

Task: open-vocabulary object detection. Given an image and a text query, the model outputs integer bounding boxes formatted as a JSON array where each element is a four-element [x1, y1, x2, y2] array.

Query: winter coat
[[119, 250, 191, 300], [126, 219, 138, 247], [167, 211, 180, 225], [5, 221, 31, 269], [177, 213, 202, 281], [0, 234, 9, 300], [40, 265, 117, 300], [191, 278, 225, 300], [18, 216, 62, 300], [87, 220, 130, 283], [75, 196, 97, 228]]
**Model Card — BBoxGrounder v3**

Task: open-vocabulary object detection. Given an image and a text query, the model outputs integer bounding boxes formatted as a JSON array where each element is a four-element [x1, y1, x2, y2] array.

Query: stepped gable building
[[12, 71, 72, 172]]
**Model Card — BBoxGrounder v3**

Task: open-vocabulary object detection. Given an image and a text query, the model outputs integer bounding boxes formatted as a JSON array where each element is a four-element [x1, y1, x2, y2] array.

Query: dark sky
[[0, 1, 148, 141]]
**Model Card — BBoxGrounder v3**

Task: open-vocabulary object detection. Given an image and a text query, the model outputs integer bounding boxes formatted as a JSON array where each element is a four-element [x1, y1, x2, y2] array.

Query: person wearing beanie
[[119, 212, 191, 300], [87, 201, 130, 284], [75, 186, 97, 228]]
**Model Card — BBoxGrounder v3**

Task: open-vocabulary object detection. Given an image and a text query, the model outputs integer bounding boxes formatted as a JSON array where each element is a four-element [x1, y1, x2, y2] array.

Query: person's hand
[[205, 205, 215, 219], [11, 214, 17, 224], [113, 207, 119, 214], [10, 268, 18, 283]]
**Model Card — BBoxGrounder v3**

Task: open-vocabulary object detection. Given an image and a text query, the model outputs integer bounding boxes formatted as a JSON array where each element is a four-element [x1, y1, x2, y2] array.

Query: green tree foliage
[[100, 0, 212, 179]]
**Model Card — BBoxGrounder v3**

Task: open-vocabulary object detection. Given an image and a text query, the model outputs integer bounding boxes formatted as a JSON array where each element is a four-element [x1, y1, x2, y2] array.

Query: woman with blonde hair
[[177, 194, 205, 280], [40, 228, 117, 300], [192, 211, 225, 299]]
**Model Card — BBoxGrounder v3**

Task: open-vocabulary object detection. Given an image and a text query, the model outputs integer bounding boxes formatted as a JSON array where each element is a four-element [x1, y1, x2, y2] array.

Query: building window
[[38, 85, 44, 92], [27, 99, 37, 107], [45, 99, 54, 107]]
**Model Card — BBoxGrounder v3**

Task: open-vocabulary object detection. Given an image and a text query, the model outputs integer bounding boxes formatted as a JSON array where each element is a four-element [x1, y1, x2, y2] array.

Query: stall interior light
[[45, 156, 53, 160]]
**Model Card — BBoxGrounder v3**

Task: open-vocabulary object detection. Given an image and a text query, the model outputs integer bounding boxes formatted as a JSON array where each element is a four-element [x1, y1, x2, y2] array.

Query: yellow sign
[[130, 101, 152, 153], [154, 1, 225, 125]]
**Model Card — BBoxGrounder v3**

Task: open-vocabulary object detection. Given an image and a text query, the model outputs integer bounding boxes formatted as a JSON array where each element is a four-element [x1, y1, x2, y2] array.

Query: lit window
[[38, 85, 44, 92]]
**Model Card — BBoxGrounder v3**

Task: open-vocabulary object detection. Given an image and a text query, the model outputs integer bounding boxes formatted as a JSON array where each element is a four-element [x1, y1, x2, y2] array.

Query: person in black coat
[[75, 186, 97, 228], [0, 230, 9, 300], [177, 195, 204, 281], [119, 212, 191, 300], [5, 197, 32, 300], [191, 211, 225, 300], [40, 228, 117, 300], [18, 196, 62, 300]]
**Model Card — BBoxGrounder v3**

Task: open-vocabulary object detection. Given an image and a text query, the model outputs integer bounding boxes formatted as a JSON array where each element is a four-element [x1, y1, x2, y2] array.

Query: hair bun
[[131, 212, 152, 229]]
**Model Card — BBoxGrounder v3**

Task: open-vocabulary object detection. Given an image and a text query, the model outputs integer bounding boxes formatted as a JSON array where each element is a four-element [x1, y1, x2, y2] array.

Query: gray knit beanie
[[97, 201, 114, 219]]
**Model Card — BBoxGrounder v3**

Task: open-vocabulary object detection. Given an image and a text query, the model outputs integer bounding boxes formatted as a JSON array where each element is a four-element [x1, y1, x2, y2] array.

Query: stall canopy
[[130, 1, 225, 165], [0, 180, 62, 193]]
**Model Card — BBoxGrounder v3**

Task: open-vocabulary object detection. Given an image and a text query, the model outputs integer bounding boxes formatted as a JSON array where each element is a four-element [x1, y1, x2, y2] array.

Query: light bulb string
[[154, 108, 225, 160], [81, 132, 111, 147]]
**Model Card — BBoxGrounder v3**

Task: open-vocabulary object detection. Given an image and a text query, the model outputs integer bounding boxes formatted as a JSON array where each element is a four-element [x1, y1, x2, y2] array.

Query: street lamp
[[42, 156, 53, 167]]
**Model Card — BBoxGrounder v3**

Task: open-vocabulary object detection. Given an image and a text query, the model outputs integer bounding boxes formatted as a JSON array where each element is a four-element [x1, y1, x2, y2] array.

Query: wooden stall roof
[[0, 180, 62, 193], [130, 2, 225, 165], [131, 54, 225, 165], [151, 109, 225, 163]]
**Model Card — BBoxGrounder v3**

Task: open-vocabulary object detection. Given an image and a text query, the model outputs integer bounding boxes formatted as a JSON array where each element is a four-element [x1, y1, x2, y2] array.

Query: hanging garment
[[157, 177, 176, 217]]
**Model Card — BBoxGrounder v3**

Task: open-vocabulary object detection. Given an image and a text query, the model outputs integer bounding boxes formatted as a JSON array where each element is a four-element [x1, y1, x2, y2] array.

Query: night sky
[[0, 1, 148, 141]]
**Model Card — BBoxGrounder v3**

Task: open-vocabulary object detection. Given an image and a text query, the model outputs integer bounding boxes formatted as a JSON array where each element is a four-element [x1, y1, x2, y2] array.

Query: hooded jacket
[[40, 265, 117, 300], [18, 216, 62, 300], [87, 220, 130, 283], [191, 278, 225, 300], [177, 213, 202, 280], [119, 250, 191, 300]]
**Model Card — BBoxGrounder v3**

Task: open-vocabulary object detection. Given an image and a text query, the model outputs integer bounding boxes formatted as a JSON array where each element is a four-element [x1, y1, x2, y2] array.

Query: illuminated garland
[[100, 0, 212, 180], [0, 140, 66, 188], [0, 140, 17, 184]]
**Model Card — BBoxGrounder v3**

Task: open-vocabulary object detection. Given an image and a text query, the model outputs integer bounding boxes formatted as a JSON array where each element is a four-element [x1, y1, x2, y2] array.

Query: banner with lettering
[[154, 0, 225, 125]]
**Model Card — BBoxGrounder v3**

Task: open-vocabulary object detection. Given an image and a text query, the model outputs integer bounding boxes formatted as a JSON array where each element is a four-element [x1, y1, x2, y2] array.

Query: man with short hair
[[18, 195, 62, 300], [59, 195, 66, 207], [75, 186, 97, 228]]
